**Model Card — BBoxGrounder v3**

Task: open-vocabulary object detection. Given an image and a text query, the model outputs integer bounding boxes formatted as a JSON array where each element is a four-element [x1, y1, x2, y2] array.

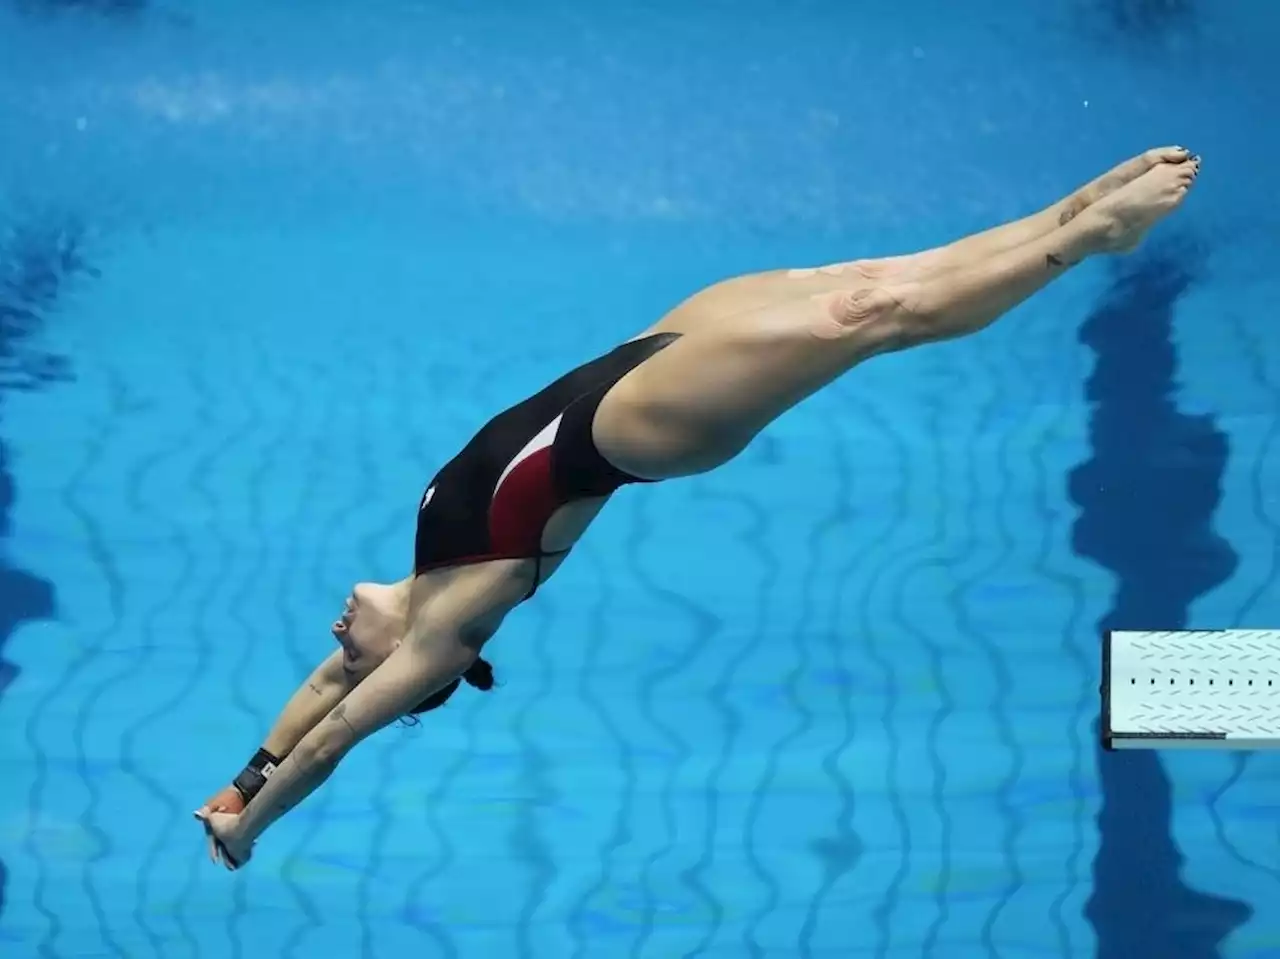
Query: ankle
[[1054, 191, 1091, 228], [1055, 213, 1109, 260]]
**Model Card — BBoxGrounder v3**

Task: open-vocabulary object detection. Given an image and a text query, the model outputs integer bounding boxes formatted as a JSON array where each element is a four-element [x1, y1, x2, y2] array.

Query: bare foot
[[1082, 155, 1201, 254], [857, 146, 1193, 282], [850, 147, 1195, 282], [1059, 146, 1191, 225]]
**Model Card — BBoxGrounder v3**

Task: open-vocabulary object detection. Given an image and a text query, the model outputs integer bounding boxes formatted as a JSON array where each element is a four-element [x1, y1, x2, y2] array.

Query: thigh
[[633, 263, 879, 340], [596, 283, 902, 480]]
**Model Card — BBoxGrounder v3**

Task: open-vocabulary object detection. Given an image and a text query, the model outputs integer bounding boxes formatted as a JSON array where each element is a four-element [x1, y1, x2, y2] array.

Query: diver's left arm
[[209, 632, 478, 865]]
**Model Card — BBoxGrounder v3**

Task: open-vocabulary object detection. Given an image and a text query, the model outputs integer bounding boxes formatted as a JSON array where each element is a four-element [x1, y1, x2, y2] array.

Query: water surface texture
[[2, 1, 1279, 957]]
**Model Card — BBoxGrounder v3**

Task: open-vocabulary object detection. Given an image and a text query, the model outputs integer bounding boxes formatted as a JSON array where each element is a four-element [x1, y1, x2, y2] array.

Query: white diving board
[[1102, 630, 1280, 750]]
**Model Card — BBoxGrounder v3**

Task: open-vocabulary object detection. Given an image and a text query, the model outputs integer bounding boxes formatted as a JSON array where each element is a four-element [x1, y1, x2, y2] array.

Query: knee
[[812, 284, 916, 353]]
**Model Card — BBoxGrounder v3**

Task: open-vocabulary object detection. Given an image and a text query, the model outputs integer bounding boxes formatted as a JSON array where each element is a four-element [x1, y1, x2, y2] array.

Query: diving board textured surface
[[1103, 631, 1280, 750]]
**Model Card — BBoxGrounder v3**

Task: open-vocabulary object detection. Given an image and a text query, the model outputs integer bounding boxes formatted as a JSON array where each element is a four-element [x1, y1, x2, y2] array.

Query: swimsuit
[[413, 332, 680, 598]]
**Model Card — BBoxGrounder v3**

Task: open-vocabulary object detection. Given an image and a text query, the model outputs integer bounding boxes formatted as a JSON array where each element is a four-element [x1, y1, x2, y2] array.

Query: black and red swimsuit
[[413, 332, 680, 599]]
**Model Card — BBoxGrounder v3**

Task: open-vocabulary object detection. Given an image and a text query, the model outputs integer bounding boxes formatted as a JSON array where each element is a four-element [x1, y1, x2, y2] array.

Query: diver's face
[[331, 582, 404, 675]]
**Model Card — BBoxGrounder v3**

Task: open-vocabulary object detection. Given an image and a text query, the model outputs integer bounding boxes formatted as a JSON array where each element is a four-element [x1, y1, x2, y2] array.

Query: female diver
[[196, 147, 1200, 869]]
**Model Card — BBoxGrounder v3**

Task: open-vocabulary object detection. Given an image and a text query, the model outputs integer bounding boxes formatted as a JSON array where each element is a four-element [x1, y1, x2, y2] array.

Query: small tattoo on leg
[[1059, 207, 1078, 227], [1046, 252, 1066, 269], [308, 683, 323, 695]]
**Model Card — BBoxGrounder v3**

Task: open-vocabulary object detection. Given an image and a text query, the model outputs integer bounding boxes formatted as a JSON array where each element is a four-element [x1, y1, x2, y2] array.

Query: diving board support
[[1102, 630, 1280, 750]]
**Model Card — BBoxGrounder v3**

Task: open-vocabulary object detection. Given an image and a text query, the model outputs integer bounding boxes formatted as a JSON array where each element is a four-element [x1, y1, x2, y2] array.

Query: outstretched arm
[[196, 650, 356, 816], [202, 631, 479, 867], [261, 650, 359, 758]]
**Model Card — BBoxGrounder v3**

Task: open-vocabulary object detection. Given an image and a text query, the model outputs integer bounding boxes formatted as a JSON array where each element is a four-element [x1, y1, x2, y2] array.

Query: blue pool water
[[2, 1, 1279, 956]]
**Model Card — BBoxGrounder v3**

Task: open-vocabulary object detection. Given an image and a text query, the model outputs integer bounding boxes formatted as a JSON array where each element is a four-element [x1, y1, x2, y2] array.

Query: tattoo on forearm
[[328, 703, 357, 734]]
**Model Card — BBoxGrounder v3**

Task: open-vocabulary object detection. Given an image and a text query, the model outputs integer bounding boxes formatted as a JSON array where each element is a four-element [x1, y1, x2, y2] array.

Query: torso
[[407, 333, 681, 635], [408, 493, 611, 638]]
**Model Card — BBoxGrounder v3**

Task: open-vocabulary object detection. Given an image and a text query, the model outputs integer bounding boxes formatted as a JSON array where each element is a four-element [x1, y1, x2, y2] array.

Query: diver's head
[[331, 580, 410, 677], [330, 577, 497, 714]]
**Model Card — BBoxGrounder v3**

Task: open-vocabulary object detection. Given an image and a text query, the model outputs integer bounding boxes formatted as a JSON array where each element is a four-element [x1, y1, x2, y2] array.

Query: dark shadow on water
[[1074, 0, 1198, 45], [1068, 236, 1253, 958], [0, 210, 90, 917], [1104, 0, 1195, 32], [11, 0, 145, 17]]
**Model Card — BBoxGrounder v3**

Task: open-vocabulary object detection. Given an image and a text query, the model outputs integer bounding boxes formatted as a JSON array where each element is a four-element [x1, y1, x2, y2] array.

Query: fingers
[[196, 813, 219, 863], [193, 802, 231, 821], [205, 829, 234, 870], [195, 809, 224, 865], [194, 805, 247, 871], [213, 838, 242, 871]]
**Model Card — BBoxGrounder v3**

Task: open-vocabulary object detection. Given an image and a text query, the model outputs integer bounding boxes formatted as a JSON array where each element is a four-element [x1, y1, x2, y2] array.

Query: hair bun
[[463, 657, 495, 691]]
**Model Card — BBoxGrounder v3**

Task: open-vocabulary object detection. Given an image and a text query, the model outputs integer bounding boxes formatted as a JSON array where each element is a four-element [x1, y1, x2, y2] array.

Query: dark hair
[[406, 657, 495, 718]]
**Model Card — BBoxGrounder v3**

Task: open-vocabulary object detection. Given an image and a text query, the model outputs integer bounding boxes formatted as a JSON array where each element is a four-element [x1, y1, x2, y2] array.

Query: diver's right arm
[[261, 650, 357, 758], [195, 651, 356, 816]]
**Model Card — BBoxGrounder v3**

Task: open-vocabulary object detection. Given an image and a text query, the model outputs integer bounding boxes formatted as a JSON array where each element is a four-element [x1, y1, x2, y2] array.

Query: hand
[[196, 785, 246, 817], [194, 786, 245, 863], [193, 810, 254, 871]]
